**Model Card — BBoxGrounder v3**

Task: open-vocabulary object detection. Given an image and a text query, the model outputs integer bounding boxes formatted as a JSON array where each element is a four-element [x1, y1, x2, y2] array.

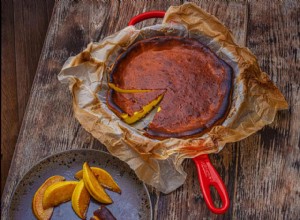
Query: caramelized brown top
[[109, 36, 233, 138]]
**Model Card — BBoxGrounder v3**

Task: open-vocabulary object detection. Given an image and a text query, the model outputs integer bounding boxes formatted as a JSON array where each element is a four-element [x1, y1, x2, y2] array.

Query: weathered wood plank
[[1, 0, 19, 195], [13, 0, 55, 122], [1, 0, 55, 194], [2, 0, 246, 218], [1, 0, 299, 220], [0, 0, 179, 217], [234, 1, 300, 219]]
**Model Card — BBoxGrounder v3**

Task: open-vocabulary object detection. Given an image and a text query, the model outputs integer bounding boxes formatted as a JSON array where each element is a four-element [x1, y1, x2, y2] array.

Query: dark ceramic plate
[[9, 149, 152, 220]]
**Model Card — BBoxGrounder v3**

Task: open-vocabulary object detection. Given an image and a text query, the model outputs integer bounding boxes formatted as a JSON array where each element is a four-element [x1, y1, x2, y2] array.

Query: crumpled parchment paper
[[58, 3, 288, 193]]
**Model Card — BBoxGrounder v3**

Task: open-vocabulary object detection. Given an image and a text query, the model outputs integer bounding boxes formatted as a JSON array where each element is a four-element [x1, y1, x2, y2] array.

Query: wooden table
[[2, 0, 299, 219]]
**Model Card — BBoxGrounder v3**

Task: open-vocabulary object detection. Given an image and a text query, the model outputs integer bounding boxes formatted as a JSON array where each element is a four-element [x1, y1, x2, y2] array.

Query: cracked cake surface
[[108, 36, 233, 138]]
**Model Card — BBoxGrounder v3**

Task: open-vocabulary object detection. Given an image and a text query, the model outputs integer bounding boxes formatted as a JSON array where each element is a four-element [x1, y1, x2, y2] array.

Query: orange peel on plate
[[75, 167, 121, 193], [71, 179, 90, 219], [32, 175, 65, 220], [82, 162, 112, 204], [42, 181, 78, 209]]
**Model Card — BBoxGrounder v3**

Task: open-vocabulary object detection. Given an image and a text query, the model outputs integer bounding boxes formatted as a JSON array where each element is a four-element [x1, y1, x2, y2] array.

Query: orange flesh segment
[[42, 181, 78, 209], [75, 167, 121, 193], [108, 83, 151, 93], [120, 93, 164, 124], [82, 162, 112, 204], [71, 179, 90, 219], [32, 175, 65, 220]]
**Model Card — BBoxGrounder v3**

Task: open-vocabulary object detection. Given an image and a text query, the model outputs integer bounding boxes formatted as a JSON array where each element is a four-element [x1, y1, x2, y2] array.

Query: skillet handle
[[128, 11, 166, 26], [128, 10, 230, 214], [192, 154, 230, 214]]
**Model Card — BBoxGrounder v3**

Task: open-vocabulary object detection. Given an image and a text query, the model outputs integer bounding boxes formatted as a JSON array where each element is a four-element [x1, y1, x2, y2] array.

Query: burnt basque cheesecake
[[107, 36, 233, 138]]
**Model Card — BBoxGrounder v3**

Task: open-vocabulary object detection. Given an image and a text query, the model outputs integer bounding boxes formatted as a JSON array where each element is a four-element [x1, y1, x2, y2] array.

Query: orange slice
[[82, 162, 112, 204], [108, 83, 151, 93], [107, 83, 166, 124], [42, 181, 78, 209], [120, 93, 164, 124], [32, 175, 65, 220], [74, 167, 121, 193], [71, 179, 90, 219]]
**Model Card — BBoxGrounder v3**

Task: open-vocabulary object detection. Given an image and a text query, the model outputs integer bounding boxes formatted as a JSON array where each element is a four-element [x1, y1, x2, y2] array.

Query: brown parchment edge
[[58, 3, 288, 193]]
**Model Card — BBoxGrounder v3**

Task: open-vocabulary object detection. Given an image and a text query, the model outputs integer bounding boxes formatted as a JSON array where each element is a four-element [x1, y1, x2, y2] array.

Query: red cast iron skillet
[[128, 11, 230, 214]]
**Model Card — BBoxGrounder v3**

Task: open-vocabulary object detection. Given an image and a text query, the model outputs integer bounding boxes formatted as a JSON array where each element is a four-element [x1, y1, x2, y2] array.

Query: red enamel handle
[[128, 11, 166, 26], [127, 11, 230, 214], [193, 154, 230, 214]]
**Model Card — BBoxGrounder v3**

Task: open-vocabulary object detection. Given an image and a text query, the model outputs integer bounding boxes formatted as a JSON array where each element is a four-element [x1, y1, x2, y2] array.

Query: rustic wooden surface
[[1, 0, 299, 219], [1, 0, 55, 193]]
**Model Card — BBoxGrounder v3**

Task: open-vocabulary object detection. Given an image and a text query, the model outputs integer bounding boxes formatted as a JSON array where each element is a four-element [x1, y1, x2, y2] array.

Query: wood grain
[[1, 0, 55, 194], [1, 0, 299, 219], [1, 0, 19, 195], [234, 1, 300, 219], [14, 0, 55, 122]]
